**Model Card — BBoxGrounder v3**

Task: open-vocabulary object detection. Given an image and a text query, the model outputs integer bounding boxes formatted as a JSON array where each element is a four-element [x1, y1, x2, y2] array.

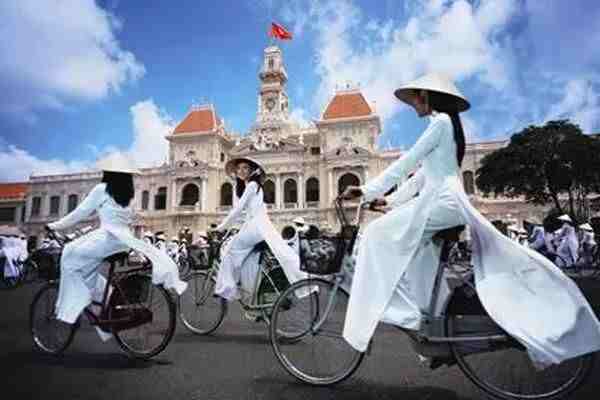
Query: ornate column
[[328, 170, 334, 204], [201, 178, 207, 212], [298, 173, 304, 209], [171, 180, 177, 211], [24, 196, 31, 223], [276, 174, 282, 209]]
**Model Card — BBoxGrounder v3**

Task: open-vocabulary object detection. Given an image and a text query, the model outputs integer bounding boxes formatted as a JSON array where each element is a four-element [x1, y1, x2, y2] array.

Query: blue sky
[[1, 0, 600, 182]]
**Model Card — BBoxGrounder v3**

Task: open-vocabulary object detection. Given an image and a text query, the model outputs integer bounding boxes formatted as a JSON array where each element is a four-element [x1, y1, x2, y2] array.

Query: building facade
[[11, 45, 547, 245]]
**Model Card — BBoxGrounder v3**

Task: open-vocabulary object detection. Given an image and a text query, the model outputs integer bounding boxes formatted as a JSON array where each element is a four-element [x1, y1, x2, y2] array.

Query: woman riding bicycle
[[214, 157, 306, 302], [46, 155, 187, 325], [340, 73, 600, 369]]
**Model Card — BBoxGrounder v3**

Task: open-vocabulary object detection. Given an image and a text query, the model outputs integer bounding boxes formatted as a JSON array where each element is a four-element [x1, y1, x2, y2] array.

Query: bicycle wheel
[[448, 303, 594, 399], [179, 270, 227, 335], [257, 264, 290, 324], [111, 276, 176, 359], [30, 283, 77, 354], [270, 278, 365, 386]]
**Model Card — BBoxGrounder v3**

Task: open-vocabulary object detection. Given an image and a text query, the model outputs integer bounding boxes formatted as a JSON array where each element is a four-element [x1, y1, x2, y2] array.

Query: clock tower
[[250, 45, 292, 147]]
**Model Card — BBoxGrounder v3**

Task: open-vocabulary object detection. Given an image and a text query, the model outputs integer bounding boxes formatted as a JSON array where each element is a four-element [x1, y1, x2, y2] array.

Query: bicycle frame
[[304, 196, 511, 349]]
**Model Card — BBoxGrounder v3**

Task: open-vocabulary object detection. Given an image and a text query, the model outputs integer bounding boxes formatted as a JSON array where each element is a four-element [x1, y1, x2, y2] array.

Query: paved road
[[2, 281, 600, 400]]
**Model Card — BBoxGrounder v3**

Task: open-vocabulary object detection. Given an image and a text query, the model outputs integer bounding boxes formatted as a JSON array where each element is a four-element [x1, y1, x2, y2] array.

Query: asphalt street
[[2, 280, 600, 400]]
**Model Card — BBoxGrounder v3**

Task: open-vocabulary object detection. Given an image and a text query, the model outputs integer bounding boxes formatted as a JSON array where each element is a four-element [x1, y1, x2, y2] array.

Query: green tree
[[476, 120, 600, 222]]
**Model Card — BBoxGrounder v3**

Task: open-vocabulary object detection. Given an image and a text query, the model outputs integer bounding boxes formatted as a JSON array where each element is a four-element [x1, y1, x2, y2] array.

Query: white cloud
[[97, 99, 174, 168], [0, 99, 172, 181], [545, 79, 600, 134], [0, 0, 144, 120], [284, 0, 518, 128]]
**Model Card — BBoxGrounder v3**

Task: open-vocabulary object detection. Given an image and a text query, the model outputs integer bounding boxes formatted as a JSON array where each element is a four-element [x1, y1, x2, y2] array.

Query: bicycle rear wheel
[[179, 270, 227, 335], [447, 294, 594, 399], [270, 278, 364, 386], [30, 283, 77, 354], [111, 276, 176, 359]]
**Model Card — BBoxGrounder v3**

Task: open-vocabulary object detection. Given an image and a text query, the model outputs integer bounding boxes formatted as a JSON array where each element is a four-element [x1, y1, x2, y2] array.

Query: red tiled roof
[[0, 183, 27, 200], [323, 92, 372, 120], [173, 107, 220, 134]]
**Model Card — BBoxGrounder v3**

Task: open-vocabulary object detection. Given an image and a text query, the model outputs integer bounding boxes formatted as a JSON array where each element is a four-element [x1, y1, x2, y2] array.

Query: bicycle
[[30, 228, 177, 360], [178, 228, 291, 336], [269, 196, 594, 399]]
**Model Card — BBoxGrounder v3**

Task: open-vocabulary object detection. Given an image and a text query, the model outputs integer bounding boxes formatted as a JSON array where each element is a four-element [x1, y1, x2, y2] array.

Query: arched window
[[67, 194, 78, 212], [155, 187, 167, 210], [306, 177, 319, 203], [50, 196, 60, 216], [463, 171, 475, 195], [220, 182, 233, 206], [284, 179, 297, 204], [141, 190, 149, 210], [181, 183, 200, 206], [263, 180, 276, 205], [338, 173, 360, 196]]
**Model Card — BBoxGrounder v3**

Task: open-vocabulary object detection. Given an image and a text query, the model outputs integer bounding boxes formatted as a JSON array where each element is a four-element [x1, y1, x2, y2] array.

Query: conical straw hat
[[394, 73, 470, 113], [225, 157, 266, 178], [96, 153, 141, 175]]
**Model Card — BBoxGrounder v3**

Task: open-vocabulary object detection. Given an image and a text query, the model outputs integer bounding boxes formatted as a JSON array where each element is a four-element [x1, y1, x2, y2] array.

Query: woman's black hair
[[235, 162, 264, 198], [102, 171, 135, 207], [424, 90, 466, 167]]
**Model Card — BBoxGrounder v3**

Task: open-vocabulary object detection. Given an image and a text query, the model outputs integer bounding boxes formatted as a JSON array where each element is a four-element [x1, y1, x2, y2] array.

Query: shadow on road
[[0, 351, 169, 370], [214, 376, 474, 400], [174, 331, 270, 346]]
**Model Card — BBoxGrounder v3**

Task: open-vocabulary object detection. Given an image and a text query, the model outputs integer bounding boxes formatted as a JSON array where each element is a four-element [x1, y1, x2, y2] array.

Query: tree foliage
[[476, 120, 600, 221]]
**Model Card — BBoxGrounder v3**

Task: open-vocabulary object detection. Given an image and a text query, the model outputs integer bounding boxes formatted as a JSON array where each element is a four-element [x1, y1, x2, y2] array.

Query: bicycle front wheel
[[30, 283, 77, 354], [179, 270, 227, 335], [111, 276, 176, 359], [270, 277, 364, 386]]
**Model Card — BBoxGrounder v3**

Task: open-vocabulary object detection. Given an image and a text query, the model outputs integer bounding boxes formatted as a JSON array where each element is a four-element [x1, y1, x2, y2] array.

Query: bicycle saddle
[[253, 241, 269, 253], [433, 225, 465, 243], [104, 251, 130, 264]]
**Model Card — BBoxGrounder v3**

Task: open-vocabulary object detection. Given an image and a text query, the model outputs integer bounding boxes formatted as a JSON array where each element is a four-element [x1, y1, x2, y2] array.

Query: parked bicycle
[[269, 196, 594, 400], [178, 228, 291, 335], [30, 228, 177, 359]]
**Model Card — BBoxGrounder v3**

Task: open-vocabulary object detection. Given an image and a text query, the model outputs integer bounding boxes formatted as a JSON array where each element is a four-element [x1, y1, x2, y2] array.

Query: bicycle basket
[[299, 225, 358, 275], [31, 247, 62, 280], [188, 245, 209, 270]]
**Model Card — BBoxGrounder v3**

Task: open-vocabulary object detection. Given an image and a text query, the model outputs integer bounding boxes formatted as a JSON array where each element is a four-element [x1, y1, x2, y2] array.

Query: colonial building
[[13, 45, 547, 245]]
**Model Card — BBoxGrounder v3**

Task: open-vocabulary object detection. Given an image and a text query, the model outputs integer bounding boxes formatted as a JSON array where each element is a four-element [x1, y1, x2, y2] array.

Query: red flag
[[269, 22, 292, 40]]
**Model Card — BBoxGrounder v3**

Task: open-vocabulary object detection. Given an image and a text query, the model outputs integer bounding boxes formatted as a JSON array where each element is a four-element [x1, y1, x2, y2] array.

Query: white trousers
[[55, 229, 128, 324], [215, 223, 262, 301]]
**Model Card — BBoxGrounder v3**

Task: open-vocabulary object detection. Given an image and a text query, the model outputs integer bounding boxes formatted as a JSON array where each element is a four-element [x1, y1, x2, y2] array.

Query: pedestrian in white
[[214, 157, 306, 301], [47, 156, 186, 325], [527, 218, 546, 251], [154, 232, 167, 254], [578, 223, 596, 265], [167, 236, 180, 262], [340, 73, 600, 369], [1, 231, 22, 279], [554, 215, 579, 268]]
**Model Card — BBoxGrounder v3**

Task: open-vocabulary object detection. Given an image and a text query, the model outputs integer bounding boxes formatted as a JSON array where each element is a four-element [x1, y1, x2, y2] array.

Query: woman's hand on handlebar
[[340, 185, 363, 200], [369, 198, 388, 213]]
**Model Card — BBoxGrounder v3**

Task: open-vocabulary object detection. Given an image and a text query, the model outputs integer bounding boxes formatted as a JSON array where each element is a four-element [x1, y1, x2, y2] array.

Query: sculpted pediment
[[324, 145, 371, 159], [231, 137, 306, 156]]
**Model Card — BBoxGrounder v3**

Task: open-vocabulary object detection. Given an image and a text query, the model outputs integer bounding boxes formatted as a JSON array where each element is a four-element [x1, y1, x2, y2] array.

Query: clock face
[[266, 98, 275, 111]]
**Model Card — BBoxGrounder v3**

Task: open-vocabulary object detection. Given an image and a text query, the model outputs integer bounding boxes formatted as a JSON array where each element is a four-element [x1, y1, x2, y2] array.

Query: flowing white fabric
[[48, 183, 187, 324], [214, 181, 306, 300], [1, 237, 22, 278], [343, 112, 600, 369]]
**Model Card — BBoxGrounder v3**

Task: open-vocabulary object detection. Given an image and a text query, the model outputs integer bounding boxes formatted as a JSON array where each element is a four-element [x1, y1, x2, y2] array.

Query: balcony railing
[[284, 202, 298, 209], [306, 201, 319, 208]]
